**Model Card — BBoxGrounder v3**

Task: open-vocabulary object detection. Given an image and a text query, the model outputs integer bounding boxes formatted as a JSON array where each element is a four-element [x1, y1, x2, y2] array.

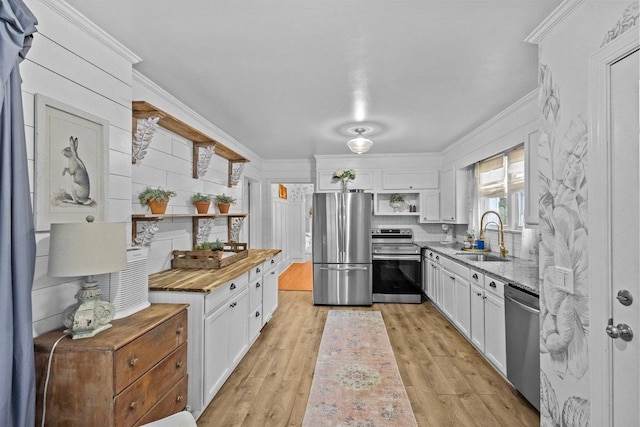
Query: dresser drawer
[[116, 343, 187, 426], [249, 262, 265, 281], [469, 269, 484, 287], [115, 310, 187, 394], [134, 376, 188, 426], [249, 277, 263, 311], [205, 273, 249, 315]]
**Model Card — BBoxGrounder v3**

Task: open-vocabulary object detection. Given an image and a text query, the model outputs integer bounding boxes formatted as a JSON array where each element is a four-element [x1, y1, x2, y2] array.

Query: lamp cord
[[41, 333, 69, 427]]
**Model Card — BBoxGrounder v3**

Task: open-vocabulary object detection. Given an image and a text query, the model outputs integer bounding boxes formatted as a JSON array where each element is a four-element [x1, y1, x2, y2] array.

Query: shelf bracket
[[193, 142, 216, 179], [228, 216, 245, 242], [228, 160, 247, 187], [193, 217, 215, 246], [132, 216, 161, 247], [132, 116, 161, 164]]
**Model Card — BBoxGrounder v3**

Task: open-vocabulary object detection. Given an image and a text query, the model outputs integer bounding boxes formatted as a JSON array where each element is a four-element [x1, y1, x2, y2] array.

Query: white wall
[[24, 0, 139, 335]]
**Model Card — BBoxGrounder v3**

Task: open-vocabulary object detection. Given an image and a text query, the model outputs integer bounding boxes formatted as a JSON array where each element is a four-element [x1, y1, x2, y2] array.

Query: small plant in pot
[[138, 187, 177, 214], [191, 192, 212, 214], [194, 239, 225, 260], [389, 193, 405, 212], [213, 193, 236, 214]]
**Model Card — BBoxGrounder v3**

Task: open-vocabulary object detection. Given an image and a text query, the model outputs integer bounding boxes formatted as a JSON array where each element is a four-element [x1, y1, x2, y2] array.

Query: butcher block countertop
[[148, 248, 281, 293]]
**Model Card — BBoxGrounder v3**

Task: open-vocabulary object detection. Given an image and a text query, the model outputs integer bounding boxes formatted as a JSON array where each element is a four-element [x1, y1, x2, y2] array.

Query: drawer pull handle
[[256, 283, 261, 288], [255, 311, 261, 317], [256, 267, 261, 273], [472, 273, 478, 279], [271, 259, 275, 264], [489, 281, 496, 288], [176, 325, 184, 335], [176, 395, 183, 403], [129, 357, 138, 366], [230, 283, 236, 290], [436, 256, 439, 260], [230, 302, 237, 308], [129, 401, 138, 410], [176, 360, 183, 368]]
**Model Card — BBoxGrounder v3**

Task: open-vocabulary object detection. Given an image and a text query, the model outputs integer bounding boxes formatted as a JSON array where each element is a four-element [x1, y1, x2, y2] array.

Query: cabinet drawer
[[249, 277, 263, 311], [134, 375, 188, 426], [469, 269, 484, 287], [115, 310, 187, 394], [205, 273, 249, 315], [264, 253, 281, 273], [249, 262, 265, 281], [440, 256, 469, 279], [116, 343, 187, 426], [484, 275, 505, 298]]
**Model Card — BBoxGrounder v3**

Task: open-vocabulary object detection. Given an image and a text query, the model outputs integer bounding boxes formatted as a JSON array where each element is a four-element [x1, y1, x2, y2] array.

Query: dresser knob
[[129, 401, 138, 409], [129, 357, 138, 366], [176, 360, 183, 368], [176, 325, 184, 335], [176, 395, 183, 403]]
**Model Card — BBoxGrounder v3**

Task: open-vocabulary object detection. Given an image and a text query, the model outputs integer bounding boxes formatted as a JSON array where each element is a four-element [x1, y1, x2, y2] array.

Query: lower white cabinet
[[263, 265, 278, 324], [453, 273, 471, 338], [470, 282, 486, 351], [441, 269, 456, 321], [484, 277, 507, 375]]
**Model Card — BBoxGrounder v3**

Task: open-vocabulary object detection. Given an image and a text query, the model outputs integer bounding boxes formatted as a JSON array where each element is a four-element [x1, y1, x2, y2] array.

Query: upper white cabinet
[[440, 167, 468, 223], [419, 190, 440, 223], [381, 170, 438, 190], [524, 122, 539, 226], [316, 169, 374, 192]]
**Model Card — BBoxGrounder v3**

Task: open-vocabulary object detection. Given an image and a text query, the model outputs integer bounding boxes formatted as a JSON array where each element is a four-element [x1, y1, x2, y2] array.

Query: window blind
[[478, 154, 505, 198], [507, 145, 525, 192]]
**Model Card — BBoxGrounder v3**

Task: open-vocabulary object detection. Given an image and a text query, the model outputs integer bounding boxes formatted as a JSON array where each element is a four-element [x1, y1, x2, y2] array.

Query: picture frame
[[34, 94, 110, 231], [278, 183, 288, 199]]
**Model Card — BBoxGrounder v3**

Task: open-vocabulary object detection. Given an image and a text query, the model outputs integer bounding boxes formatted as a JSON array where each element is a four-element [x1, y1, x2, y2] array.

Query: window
[[476, 145, 525, 229]]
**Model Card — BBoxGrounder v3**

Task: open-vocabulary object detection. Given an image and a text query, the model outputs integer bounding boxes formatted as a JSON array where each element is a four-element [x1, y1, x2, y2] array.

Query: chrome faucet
[[479, 210, 509, 258]]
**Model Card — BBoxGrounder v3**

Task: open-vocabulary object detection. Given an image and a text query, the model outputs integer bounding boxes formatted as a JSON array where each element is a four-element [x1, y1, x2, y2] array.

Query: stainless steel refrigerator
[[312, 192, 372, 305]]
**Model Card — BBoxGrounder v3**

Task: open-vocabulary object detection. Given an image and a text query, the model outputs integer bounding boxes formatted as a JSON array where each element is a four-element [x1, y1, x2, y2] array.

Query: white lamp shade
[[347, 136, 373, 154], [48, 222, 127, 277]]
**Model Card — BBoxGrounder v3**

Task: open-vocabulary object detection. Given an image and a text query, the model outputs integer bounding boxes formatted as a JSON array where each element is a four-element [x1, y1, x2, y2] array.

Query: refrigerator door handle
[[317, 266, 370, 271]]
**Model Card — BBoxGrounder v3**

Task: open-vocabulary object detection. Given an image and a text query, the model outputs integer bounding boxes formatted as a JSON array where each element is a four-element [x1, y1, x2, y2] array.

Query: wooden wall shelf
[[132, 101, 249, 185], [132, 213, 249, 247]]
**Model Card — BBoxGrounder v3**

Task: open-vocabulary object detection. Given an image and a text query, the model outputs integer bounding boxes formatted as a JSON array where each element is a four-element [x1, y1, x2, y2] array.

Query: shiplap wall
[[23, 0, 139, 336]]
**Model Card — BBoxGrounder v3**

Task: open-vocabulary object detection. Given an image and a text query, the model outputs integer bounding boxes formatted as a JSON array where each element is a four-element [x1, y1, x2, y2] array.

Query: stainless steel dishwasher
[[504, 284, 540, 411]]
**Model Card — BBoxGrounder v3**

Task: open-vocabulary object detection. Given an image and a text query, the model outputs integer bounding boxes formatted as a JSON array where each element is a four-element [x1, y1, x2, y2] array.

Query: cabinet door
[[440, 168, 455, 221], [382, 170, 438, 190], [441, 268, 455, 321], [249, 305, 262, 343], [470, 283, 485, 352], [419, 191, 440, 222], [316, 170, 374, 191], [262, 267, 278, 324], [485, 292, 506, 375], [204, 304, 230, 404], [453, 274, 471, 338], [432, 258, 442, 308], [228, 289, 249, 367], [524, 122, 539, 225]]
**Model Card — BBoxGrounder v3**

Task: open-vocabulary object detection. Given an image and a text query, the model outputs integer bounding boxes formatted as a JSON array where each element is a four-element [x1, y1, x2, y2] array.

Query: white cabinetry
[[441, 257, 470, 338], [419, 190, 440, 223], [524, 122, 539, 226], [453, 273, 471, 338], [316, 169, 374, 192], [424, 250, 442, 306], [373, 192, 419, 216], [381, 170, 438, 190], [262, 253, 281, 324], [470, 282, 486, 351], [483, 276, 506, 375], [440, 167, 468, 223]]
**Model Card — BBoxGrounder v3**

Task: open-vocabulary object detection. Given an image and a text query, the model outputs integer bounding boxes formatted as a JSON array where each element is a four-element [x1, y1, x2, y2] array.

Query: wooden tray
[[171, 242, 248, 269]]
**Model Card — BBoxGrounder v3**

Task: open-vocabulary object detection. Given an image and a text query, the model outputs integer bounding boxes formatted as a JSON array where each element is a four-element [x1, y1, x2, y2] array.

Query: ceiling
[[66, 1, 560, 160]]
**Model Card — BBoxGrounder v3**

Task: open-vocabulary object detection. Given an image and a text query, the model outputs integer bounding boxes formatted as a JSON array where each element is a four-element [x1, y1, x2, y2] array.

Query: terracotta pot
[[148, 198, 168, 215], [217, 202, 230, 214], [194, 201, 211, 214], [212, 250, 223, 260]]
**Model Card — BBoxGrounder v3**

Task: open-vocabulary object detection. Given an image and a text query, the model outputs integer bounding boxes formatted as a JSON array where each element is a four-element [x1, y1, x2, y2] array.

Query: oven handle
[[372, 254, 421, 261]]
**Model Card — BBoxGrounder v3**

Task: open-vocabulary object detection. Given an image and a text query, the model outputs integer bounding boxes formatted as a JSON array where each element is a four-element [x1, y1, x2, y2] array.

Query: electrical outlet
[[555, 266, 574, 294]]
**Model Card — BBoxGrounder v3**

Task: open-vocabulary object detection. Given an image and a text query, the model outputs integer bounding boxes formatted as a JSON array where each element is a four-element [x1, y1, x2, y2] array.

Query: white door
[[589, 28, 639, 425]]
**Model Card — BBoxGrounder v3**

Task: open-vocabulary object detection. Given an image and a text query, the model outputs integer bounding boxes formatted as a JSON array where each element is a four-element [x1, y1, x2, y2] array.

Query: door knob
[[606, 319, 634, 342]]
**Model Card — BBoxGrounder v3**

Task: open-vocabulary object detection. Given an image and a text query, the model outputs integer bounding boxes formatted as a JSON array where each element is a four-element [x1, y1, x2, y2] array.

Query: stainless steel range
[[371, 228, 422, 303]]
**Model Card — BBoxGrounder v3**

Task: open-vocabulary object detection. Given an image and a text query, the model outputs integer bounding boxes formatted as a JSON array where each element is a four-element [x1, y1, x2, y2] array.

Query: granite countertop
[[414, 241, 540, 296]]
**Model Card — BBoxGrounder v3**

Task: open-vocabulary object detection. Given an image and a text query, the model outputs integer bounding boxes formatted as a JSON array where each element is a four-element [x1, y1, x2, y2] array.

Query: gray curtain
[[0, 1, 38, 426]]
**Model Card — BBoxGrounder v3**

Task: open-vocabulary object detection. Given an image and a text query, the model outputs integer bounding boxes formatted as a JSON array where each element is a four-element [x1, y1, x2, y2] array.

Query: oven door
[[372, 254, 422, 303]]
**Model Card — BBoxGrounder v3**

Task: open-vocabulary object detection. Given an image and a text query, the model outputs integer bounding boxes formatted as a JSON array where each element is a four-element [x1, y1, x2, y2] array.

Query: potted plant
[[213, 193, 236, 214], [138, 187, 177, 214], [194, 239, 225, 260], [389, 193, 405, 212], [191, 192, 212, 214]]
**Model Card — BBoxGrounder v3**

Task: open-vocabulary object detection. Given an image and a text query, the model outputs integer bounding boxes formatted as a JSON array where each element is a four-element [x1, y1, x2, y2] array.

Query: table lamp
[[48, 216, 127, 339]]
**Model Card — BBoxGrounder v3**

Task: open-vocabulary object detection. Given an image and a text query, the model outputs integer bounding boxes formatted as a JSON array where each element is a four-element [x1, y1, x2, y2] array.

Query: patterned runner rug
[[303, 310, 417, 426]]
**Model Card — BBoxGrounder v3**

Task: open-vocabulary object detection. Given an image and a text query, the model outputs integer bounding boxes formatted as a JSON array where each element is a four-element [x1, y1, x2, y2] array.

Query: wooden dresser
[[34, 304, 189, 427]]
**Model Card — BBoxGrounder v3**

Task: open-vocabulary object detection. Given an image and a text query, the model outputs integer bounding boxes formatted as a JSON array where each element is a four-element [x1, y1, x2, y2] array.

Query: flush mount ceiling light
[[347, 128, 373, 154]]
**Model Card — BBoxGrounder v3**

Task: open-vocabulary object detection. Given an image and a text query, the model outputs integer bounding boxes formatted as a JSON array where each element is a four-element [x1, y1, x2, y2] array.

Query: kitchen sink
[[455, 253, 511, 262]]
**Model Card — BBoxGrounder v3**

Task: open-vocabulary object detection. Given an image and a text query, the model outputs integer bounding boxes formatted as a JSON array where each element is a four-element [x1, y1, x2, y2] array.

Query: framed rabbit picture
[[34, 94, 109, 231]]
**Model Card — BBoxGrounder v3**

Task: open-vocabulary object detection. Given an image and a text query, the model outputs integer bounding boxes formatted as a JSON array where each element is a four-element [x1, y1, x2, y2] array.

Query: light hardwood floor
[[278, 262, 312, 291], [197, 291, 539, 426]]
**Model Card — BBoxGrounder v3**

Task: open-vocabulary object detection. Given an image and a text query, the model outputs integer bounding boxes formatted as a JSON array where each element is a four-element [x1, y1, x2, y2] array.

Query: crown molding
[[525, 0, 586, 44], [40, 0, 141, 64]]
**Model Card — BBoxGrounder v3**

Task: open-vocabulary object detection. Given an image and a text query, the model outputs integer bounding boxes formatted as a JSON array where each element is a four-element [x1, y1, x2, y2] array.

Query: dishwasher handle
[[504, 293, 540, 315]]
